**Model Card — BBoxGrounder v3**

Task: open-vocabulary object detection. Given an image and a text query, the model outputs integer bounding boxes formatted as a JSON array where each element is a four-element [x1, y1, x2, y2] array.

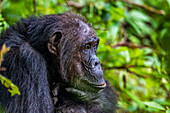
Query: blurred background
[[0, 0, 170, 112]]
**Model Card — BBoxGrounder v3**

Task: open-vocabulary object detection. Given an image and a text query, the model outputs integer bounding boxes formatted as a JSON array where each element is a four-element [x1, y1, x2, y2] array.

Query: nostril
[[95, 62, 99, 66]]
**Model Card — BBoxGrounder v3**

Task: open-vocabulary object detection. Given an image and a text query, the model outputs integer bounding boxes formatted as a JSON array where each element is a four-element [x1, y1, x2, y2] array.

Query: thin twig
[[103, 65, 156, 77], [0, 0, 1, 14], [103, 65, 144, 77], [119, 0, 165, 15], [111, 42, 147, 49], [126, 68, 143, 77], [33, 0, 36, 14], [123, 75, 126, 88], [0, 67, 6, 71], [104, 65, 150, 70], [120, 23, 128, 42]]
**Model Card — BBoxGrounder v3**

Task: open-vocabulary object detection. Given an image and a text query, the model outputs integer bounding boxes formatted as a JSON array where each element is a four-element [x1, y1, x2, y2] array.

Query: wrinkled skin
[[48, 12, 117, 113], [63, 35, 107, 102], [48, 14, 106, 94]]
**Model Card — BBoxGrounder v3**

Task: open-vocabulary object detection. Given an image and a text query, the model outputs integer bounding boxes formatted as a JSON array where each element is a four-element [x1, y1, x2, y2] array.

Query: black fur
[[0, 13, 117, 113], [0, 15, 60, 113]]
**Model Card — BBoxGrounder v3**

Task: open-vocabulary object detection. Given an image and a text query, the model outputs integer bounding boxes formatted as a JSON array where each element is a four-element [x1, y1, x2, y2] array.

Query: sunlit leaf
[[125, 89, 145, 108], [110, 22, 120, 39], [167, 0, 170, 7], [143, 102, 165, 110], [166, 109, 170, 113], [110, 7, 124, 21], [130, 10, 151, 22], [0, 44, 10, 66], [94, 1, 105, 10], [0, 75, 20, 96]]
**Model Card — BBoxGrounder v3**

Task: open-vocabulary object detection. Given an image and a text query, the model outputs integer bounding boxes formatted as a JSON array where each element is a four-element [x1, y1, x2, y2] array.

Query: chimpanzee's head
[[47, 12, 106, 93]]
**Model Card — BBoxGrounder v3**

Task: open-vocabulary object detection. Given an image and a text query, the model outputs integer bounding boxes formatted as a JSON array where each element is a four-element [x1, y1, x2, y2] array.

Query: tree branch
[[0, 67, 6, 71], [126, 68, 143, 77], [103, 65, 156, 77], [118, 0, 165, 15], [66, 1, 83, 9], [111, 42, 147, 49], [104, 65, 149, 70]]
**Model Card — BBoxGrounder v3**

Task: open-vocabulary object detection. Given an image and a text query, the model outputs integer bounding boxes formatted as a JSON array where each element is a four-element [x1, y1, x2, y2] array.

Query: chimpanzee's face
[[48, 18, 106, 93]]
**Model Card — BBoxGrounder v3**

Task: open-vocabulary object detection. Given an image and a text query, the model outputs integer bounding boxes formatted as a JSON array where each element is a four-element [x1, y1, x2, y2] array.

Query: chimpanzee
[[0, 12, 117, 113]]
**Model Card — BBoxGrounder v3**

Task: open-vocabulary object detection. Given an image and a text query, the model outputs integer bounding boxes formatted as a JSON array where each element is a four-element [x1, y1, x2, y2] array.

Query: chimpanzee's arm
[[0, 43, 54, 113]]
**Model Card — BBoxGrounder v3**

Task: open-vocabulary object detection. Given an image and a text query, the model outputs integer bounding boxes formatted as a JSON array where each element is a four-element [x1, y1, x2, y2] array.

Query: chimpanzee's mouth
[[82, 79, 106, 89], [93, 82, 106, 89]]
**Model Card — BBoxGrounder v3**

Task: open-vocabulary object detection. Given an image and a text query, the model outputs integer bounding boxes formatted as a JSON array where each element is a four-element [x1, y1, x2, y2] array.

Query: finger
[[65, 88, 86, 97]]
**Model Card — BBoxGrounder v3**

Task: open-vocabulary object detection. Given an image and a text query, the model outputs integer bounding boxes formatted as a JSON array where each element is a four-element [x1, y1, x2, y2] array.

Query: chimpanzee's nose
[[91, 55, 100, 68]]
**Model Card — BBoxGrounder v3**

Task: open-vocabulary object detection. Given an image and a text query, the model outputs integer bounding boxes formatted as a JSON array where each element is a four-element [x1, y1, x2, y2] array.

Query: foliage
[[0, 44, 20, 96], [0, 14, 8, 33], [0, 0, 170, 112], [0, 75, 20, 96]]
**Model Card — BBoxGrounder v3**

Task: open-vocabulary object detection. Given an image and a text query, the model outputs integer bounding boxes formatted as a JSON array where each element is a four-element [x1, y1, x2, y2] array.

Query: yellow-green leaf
[[0, 75, 20, 96], [143, 101, 165, 110]]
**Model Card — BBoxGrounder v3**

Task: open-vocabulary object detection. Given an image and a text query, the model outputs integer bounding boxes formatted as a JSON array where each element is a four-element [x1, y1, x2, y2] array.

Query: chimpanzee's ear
[[48, 31, 62, 55]]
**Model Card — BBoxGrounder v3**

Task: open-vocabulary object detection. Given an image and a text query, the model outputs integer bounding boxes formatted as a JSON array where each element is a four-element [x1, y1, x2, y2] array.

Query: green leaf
[[94, 1, 105, 10], [0, 14, 9, 33], [2, 0, 11, 10], [166, 109, 170, 113], [130, 10, 151, 22], [0, 44, 10, 66], [167, 0, 170, 7], [125, 89, 145, 108], [0, 75, 20, 96], [143, 102, 165, 110], [110, 22, 120, 38], [126, 17, 142, 35], [110, 7, 124, 21]]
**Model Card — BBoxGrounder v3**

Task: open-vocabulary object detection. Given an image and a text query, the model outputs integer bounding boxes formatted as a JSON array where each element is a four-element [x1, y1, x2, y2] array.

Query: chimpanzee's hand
[[65, 87, 101, 104], [65, 80, 117, 113]]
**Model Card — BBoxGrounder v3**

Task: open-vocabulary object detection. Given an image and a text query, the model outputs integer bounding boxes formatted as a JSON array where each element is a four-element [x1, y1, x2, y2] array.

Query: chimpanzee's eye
[[85, 44, 91, 49]]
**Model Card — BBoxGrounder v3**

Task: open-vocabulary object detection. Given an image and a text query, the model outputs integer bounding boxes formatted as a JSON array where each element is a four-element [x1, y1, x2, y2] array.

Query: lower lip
[[94, 82, 106, 88], [82, 79, 107, 89]]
